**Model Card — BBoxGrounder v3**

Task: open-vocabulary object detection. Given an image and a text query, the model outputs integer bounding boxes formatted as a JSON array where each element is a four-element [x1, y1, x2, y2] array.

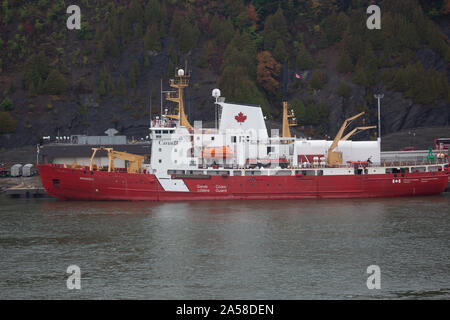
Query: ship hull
[[37, 164, 449, 201]]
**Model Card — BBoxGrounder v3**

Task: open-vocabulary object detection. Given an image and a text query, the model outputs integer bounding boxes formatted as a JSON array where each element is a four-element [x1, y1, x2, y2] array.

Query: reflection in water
[[0, 194, 449, 299]]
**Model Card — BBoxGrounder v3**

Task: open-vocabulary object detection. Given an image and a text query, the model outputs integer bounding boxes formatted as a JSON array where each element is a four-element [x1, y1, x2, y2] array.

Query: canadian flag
[[294, 73, 302, 79]]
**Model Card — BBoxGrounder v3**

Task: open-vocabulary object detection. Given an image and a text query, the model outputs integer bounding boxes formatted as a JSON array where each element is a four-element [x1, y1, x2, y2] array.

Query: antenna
[[160, 78, 163, 119], [374, 93, 384, 139], [149, 87, 152, 129], [282, 61, 288, 102]]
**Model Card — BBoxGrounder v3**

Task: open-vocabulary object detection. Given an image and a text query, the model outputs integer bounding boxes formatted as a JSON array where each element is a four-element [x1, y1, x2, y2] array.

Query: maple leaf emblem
[[235, 112, 247, 123]]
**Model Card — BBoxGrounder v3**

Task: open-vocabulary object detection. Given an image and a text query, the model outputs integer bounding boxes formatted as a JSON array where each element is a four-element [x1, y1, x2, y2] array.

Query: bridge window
[[233, 171, 242, 176]]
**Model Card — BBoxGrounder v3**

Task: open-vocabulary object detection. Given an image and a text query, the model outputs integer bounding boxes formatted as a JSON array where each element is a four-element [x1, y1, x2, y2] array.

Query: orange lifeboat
[[202, 146, 233, 158]]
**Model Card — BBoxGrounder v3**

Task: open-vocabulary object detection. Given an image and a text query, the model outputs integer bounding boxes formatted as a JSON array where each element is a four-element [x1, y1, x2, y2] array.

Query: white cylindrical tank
[[22, 164, 36, 177], [11, 164, 23, 177]]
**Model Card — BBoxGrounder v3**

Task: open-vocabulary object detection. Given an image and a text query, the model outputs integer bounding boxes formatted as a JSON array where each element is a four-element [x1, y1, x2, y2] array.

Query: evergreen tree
[[27, 81, 37, 97], [178, 21, 200, 53], [145, 0, 161, 25], [296, 45, 314, 70], [0, 112, 16, 134], [144, 24, 161, 51], [129, 68, 137, 88], [273, 39, 287, 63], [337, 51, 354, 74], [272, 6, 288, 37], [44, 69, 68, 95], [310, 71, 327, 90], [263, 16, 278, 51], [116, 75, 127, 96], [23, 52, 50, 91], [337, 82, 351, 99]]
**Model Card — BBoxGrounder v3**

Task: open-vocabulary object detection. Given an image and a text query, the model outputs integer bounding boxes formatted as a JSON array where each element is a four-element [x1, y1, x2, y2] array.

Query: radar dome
[[177, 69, 185, 76], [212, 88, 221, 99]]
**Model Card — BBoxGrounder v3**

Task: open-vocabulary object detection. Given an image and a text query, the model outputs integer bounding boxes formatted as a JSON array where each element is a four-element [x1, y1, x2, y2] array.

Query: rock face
[[381, 85, 450, 135], [0, 42, 449, 150]]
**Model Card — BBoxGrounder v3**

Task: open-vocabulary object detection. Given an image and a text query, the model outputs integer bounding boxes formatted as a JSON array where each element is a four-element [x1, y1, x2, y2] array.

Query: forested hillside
[[0, 0, 449, 148]]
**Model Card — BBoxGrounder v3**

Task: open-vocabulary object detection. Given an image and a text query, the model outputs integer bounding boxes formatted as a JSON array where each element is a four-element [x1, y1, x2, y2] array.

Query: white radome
[[177, 69, 185, 76], [212, 88, 221, 99]]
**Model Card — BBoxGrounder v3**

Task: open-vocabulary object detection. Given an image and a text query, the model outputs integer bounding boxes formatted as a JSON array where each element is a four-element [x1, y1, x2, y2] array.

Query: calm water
[[0, 195, 449, 300]]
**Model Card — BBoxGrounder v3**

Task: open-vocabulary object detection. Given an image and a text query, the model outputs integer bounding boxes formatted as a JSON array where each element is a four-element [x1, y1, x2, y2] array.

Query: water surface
[[0, 195, 449, 299]]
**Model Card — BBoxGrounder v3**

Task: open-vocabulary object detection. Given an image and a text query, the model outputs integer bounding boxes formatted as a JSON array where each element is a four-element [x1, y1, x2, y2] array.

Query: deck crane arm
[[328, 112, 365, 153], [341, 126, 377, 141], [90, 147, 145, 174], [327, 112, 367, 166]]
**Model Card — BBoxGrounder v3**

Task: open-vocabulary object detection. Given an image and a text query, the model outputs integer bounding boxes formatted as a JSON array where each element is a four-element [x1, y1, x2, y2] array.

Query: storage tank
[[23, 164, 36, 177], [11, 164, 23, 177]]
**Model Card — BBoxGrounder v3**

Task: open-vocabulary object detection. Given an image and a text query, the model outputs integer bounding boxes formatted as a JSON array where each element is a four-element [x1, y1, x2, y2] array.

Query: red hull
[[37, 164, 449, 201]]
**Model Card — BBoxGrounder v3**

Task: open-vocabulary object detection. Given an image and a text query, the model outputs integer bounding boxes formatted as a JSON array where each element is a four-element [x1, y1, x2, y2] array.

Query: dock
[[5, 187, 50, 198]]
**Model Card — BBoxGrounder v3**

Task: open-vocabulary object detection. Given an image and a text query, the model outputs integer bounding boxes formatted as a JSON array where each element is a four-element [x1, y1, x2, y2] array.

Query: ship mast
[[165, 69, 192, 130], [281, 62, 296, 142]]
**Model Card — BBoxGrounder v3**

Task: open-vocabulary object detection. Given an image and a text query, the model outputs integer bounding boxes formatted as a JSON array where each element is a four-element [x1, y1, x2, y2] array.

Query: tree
[[23, 52, 50, 91], [310, 71, 327, 90], [291, 99, 307, 125], [116, 75, 127, 96], [311, 0, 338, 18], [324, 12, 349, 45], [272, 6, 288, 37], [145, 0, 161, 25], [178, 21, 200, 53], [44, 69, 68, 95], [296, 45, 314, 70], [273, 39, 287, 63], [337, 82, 351, 99], [256, 51, 281, 94], [0, 97, 13, 111], [0, 112, 16, 134], [144, 24, 161, 51], [337, 51, 354, 74]]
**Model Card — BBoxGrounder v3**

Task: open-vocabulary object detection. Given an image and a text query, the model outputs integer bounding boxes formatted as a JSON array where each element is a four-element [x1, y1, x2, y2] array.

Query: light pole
[[374, 93, 384, 139]]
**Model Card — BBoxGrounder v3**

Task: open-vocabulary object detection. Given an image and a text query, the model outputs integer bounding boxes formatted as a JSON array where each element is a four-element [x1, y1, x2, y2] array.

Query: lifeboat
[[202, 146, 233, 158]]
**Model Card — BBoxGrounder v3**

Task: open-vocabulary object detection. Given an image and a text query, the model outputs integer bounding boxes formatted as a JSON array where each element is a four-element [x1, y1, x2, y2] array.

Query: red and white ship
[[38, 70, 449, 201]]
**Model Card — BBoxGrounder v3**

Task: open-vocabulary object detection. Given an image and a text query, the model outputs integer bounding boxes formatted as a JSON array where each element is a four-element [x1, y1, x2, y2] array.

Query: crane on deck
[[327, 112, 376, 166], [89, 147, 145, 174]]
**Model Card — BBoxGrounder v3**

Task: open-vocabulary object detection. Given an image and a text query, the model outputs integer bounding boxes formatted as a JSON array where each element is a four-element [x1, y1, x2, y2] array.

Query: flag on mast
[[294, 73, 302, 79]]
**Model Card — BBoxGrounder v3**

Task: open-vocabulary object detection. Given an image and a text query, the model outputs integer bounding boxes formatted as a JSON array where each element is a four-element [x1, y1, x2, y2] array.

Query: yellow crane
[[89, 147, 145, 174], [341, 126, 377, 141], [327, 112, 376, 166]]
